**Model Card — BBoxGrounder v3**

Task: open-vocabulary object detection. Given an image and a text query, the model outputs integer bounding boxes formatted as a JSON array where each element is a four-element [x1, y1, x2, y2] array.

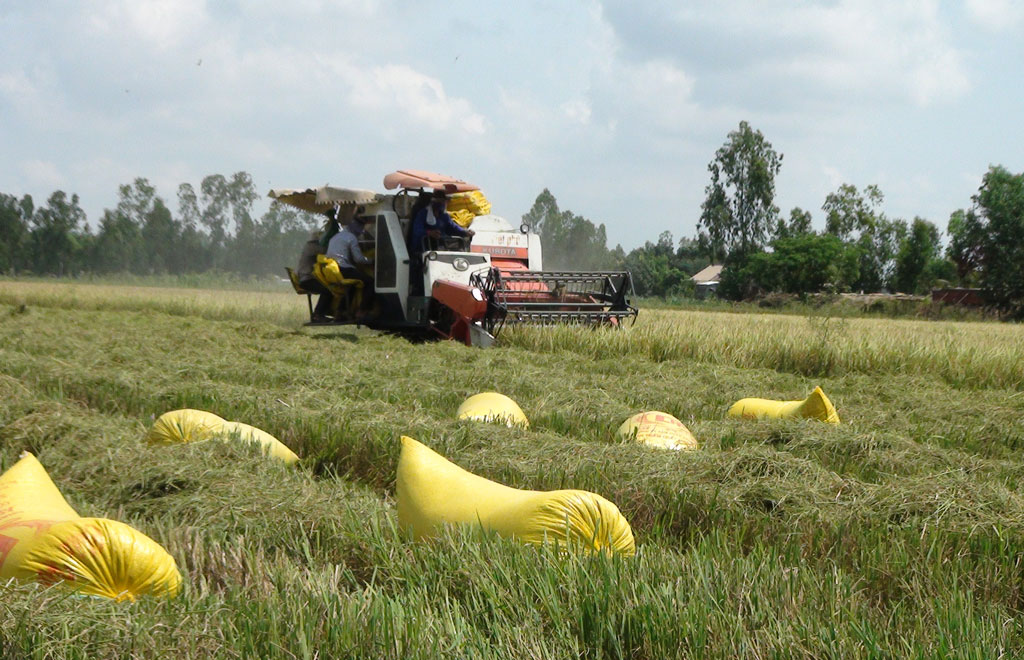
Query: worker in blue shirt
[[326, 211, 375, 316], [408, 192, 475, 294], [410, 192, 474, 255]]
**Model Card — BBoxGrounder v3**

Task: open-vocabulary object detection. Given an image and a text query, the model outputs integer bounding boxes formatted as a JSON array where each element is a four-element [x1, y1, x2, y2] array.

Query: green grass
[[505, 309, 1024, 390], [1, 279, 1024, 658], [636, 293, 996, 323], [1, 271, 294, 292]]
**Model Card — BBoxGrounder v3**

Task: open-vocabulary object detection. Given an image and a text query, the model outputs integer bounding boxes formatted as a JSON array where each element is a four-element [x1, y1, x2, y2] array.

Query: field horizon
[[2, 279, 1023, 659]]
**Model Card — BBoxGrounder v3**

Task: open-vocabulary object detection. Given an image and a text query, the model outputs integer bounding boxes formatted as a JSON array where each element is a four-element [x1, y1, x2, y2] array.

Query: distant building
[[931, 288, 984, 307], [691, 264, 724, 299]]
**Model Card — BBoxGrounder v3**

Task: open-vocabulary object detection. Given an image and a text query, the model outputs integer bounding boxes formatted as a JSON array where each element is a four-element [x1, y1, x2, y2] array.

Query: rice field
[[1, 279, 1024, 658]]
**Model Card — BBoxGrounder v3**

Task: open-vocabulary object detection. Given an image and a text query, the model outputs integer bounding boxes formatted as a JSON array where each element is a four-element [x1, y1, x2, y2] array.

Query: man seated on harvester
[[408, 192, 475, 295], [326, 211, 375, 318], [296, 231, 334, 323]]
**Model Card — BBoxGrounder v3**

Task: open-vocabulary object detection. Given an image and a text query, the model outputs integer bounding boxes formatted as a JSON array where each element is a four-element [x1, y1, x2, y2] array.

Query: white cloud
[[0, 2, 1015, 248], [561, 99, 592, 125], [823, 165, 845, 191], [21, 160, 65, 189], [964, 0, 1023, 31], [347, 64, 487, 135], [0, 67, 77, 130], [88, 0, 209, 50], [781, 1, 969, 106], [616, 59, 697, 130], [0, 69, 40, 119], [602, 0, 971, 108]]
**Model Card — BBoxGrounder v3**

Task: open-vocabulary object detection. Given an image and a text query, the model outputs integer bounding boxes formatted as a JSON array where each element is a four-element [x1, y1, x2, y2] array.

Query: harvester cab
[[272, 170, 637, 347]]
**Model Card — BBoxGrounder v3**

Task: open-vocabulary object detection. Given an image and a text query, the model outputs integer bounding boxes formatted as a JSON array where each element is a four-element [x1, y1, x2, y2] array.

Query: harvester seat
[[285, 267, 315, 322], [313, 255, 364, 322]]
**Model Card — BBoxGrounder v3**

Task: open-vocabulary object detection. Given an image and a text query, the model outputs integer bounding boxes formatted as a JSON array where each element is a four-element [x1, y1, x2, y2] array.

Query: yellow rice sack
[[145, 409, 227, 445], [449, 209, 476, 228], [147, 410, 300, 464], [219, 421, 300, 465], [727, 386, 840, 424], [446, 190, 492, 228], [0, 453, 181, 601], [396, 436, 634, 555], [447, 190, 491, 215], [618, 411, 699, 450], [456, 392, 529, 428]]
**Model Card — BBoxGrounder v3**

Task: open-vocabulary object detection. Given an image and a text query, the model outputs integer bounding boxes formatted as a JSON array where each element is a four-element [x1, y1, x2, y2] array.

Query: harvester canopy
[[268, 186, 381, 214], [383, 170, 480, 193]]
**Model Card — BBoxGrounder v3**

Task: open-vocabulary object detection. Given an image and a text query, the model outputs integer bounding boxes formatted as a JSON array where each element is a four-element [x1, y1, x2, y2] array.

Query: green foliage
[[893, 217, 943, 294], [28, 191, 90, 277], [0, 193, 33, 273], [715, 254, 752, 301], [946, 208, 985, 285], [973, 166, 1024, 318], [823, 184, 906, 292], [922, 256, 957, 288], [4, 162, 1022, 317], [775, 207, 813, 240], [859, 218, 907, 292], [823, 184, 884, 241], [621, 232, 706, 297], [522, 189, 617, 270], [92, 178, 160, 274], [730, 233, 859, 296], [698, 121, 783, 261], [621, 247, 680, 297], [92, 207, 144, 274], [0, 173, 319, 279], [521, 188, 559, 237]]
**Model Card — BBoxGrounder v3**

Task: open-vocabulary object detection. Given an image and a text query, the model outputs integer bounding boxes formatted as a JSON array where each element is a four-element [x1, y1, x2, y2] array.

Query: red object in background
[[931, 288, 984, 306]]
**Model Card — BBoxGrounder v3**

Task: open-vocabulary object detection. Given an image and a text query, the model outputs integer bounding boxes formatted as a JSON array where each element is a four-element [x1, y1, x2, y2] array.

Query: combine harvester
[[272, 170, 637, 347]]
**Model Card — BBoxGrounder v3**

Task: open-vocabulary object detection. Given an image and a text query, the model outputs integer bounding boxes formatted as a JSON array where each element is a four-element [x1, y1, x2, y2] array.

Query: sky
[[1, 0, 1022, 251]]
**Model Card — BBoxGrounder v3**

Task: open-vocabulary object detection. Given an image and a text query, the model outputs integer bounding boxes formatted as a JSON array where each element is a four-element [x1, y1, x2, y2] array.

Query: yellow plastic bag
[[447, 190, 491, 215], [447, 191, 492, 228], [727, 386, 840, 424], [220, 421, 300, 465], [396, 436, 634, 555], [456, 392, 529, 428], [145, 409, 227, 445], [618, 411, 699, 450], [314, 254, 344, 288], [449, 209, 476, 229], [0, 453, 181, 601], [147, 410, 300, 464]]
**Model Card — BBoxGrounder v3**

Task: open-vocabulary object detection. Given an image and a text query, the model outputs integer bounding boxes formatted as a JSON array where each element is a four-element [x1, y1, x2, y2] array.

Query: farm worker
[[326, 209, 375, 311], [409, 192, 475, 294], [410, 192, 475, 254], [296, 233, 334, 322], [318, 206, 342, 249]]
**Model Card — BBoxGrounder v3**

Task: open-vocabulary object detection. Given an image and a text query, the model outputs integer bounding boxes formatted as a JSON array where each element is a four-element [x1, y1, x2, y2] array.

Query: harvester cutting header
[[274, 170, 637, 347]]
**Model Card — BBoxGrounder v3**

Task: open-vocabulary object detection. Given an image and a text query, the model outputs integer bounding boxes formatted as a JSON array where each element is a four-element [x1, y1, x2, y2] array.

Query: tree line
[[524, 122, 1024, 318], [0, 173, 320, 278], [2, 139, 1021, 318]]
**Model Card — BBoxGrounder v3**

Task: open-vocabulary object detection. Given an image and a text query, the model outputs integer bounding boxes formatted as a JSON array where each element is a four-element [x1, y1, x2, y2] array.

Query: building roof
[[691, 264, 724, 284]]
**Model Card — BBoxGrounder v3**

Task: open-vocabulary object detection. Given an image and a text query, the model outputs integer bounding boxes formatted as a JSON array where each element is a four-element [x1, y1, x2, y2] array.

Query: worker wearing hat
[[326, 206, 375, 314], [408, 191, 474, 295]]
